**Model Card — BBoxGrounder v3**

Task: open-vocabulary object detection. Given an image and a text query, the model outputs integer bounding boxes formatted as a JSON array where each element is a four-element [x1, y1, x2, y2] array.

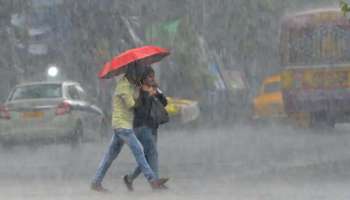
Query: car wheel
[[70, 122, 83, 148]]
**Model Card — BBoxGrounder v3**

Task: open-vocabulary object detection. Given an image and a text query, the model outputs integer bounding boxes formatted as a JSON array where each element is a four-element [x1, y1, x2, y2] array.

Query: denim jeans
[[128, 126, 158, 181], [92, 128, 156, 185]]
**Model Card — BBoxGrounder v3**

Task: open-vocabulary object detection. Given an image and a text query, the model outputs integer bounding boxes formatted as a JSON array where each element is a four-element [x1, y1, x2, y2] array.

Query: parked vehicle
[[253, 74, 285, 122], [279, 9, 350, 128], [0, 81, 106, 147], [165, 97, 200, 124]]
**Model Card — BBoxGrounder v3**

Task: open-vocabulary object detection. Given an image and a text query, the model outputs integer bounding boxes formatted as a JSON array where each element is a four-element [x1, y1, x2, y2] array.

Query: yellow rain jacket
[[111, 76, 138, 129]]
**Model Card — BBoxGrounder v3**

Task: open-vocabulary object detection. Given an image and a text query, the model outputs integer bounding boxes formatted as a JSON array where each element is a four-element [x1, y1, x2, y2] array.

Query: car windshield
[[9, 84, 62, 100]]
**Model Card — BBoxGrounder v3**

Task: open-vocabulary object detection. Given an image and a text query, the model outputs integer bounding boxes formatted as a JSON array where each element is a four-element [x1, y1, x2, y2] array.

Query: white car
[[0, 81, 107, 147]]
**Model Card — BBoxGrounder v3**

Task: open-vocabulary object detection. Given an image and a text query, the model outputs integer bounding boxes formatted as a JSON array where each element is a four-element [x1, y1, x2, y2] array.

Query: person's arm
[[119, 93, 135, 109], [155, 88, 167, 106], [116, 81, 135, 109]]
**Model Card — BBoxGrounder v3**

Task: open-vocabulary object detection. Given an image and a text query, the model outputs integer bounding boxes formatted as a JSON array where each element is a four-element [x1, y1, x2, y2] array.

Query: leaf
[[340, 0, 350, 16]]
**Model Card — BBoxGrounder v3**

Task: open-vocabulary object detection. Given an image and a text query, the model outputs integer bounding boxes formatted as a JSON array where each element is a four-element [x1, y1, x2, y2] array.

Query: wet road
[[1, 124, 350, 199]]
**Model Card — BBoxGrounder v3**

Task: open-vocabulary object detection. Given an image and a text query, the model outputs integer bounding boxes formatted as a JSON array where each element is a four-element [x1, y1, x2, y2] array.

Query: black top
[[133, 90, 167, 129]]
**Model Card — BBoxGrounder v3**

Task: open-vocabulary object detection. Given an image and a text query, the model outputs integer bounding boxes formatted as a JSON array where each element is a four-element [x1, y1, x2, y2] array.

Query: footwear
[[90, 183, 110, 193], [123, 175, 134, 191], [150, 178, 169, 190]]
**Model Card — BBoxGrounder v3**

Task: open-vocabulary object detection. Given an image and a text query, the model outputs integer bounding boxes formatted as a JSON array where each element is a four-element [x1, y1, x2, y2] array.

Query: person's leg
[[152, 128, 158, 142], [118, 128, 157, 182], [144, 128, 158, 178], [127, 128, 144, 181], [128, 127, 158, 181], [123, 128, 145, 191], [152, 128, 159, 172], [91, 130, 124, 186], [128, 164, 142, 182], [150, 128, 159, 176]]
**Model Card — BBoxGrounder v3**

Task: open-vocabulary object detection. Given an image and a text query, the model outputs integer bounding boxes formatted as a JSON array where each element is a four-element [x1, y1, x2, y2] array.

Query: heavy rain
[[0, 0, 350, 199]]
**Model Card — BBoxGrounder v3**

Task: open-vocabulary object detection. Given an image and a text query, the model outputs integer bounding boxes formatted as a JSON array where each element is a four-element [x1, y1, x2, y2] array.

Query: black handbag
[[150, 96, 169, 125]]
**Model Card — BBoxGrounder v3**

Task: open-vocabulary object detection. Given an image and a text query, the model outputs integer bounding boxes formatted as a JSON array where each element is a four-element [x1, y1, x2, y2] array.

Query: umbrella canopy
[[98, 45, 170, 79]]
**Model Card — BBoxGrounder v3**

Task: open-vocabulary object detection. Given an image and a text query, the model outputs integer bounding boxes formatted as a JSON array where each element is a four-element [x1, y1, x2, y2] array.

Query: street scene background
[[2, 125, 350, 199], [0, 0, 349, 199]]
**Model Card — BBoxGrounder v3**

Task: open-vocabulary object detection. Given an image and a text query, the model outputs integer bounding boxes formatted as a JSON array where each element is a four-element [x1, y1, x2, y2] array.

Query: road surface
[[1, 124, 350, 199]]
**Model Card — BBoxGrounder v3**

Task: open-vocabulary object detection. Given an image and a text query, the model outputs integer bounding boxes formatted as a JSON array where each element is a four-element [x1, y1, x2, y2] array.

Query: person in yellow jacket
[[91, 65, 168, 192]]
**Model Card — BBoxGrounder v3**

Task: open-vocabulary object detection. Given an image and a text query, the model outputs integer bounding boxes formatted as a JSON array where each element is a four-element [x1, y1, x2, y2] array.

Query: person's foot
[[123, 175, 134, 191], [90, 183, 110, 193], [150, 178, 169, 190]]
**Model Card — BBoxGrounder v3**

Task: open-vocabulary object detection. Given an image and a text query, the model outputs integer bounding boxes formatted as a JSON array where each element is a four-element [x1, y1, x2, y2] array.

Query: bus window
[[280, 10, 350, 67]]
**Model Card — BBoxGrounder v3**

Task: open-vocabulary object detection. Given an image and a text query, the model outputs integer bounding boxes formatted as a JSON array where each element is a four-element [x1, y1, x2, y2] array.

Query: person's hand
[[141, 84, 156, 95], [149, 87, 157, 96]]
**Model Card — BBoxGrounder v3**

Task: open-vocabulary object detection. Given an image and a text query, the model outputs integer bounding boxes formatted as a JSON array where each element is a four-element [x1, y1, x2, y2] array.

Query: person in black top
[[123, 66, 168, 191]]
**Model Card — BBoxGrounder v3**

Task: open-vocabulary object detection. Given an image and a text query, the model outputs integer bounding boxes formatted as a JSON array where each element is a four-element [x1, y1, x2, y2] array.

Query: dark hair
[[140, 66, 158, 87], [125, 63, 146, 85], [141, 66, 155, 83]]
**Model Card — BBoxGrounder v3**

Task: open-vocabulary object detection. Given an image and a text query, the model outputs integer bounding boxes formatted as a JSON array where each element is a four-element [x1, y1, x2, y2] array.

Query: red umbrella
[[98, 45, 170, 79]]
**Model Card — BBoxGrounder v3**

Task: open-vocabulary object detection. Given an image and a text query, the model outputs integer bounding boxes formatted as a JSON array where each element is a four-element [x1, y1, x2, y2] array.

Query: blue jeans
[[128, 127, 158, 181], [92, 128, 156, 185]]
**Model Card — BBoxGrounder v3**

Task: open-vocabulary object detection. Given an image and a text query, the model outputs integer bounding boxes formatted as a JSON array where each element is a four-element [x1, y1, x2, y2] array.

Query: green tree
[[340, 0, 350, 15], [146, 16, 214, 99]]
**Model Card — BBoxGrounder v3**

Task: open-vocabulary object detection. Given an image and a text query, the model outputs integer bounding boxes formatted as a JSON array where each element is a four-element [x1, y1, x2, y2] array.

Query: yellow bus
[[280, 8, 350, 127]]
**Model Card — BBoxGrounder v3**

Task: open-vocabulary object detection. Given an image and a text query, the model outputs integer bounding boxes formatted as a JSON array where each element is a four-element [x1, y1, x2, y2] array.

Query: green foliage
[[146, 17, 214, 98], [340, 0, 350, 16]]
